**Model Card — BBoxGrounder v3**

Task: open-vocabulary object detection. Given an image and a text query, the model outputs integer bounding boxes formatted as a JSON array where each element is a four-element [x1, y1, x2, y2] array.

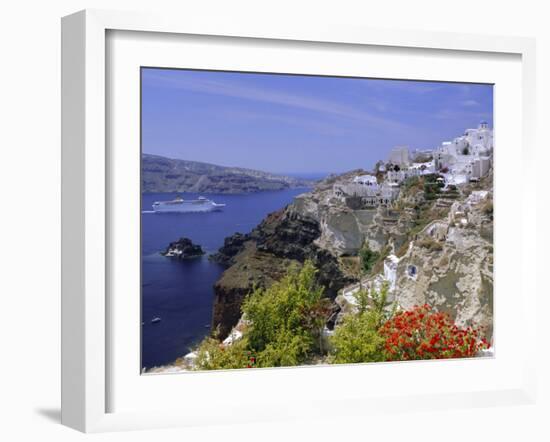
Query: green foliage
[[369, 282, 396, 326], [424, 182, 440, 197], [402, 176, 423, 195], [193, 337, 252, 370], [423, 173, 441, 183], [329, 283, 395, 364], [255, 329, 313, 367], [240, 260, 329, 366], [329, 311, 385, 364], [369, 244, 391, 276], [353, 283, 391, 318], [192, 260, 330, 370], [353, 287, 370, 315], [359, 243, 379, 274]]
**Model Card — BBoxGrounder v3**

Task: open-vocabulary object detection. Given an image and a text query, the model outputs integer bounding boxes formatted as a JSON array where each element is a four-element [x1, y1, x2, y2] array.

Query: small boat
[[151, 317, 162, 324], [152, 196, 226, 213]]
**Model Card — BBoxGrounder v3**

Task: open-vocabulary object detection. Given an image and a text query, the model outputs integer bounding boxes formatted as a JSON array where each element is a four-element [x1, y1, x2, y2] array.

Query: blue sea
[[141, 188, 311, 369]]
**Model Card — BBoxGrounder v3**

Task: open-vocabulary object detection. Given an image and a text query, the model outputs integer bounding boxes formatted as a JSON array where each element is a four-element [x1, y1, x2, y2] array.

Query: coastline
[[145, 123, 494, 372], [140, 188, 311, 370]]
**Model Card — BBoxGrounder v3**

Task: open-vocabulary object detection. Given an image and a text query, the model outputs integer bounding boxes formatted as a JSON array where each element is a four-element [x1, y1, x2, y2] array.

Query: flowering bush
[[379, 304, 490, 361]]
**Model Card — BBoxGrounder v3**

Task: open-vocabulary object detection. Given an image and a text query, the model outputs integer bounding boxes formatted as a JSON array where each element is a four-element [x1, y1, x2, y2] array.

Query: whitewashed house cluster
[[334, 174, 398, 206], [434, 121, 493, 184], [385, 160, 436, 184], [332, 122, 493, 206]]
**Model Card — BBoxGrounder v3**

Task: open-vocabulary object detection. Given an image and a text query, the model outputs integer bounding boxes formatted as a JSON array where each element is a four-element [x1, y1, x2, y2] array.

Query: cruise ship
[[152, 196, 226, 213]]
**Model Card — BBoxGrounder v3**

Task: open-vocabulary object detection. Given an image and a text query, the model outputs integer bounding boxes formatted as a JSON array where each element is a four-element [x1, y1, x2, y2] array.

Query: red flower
[[379, 305, 488, 361]]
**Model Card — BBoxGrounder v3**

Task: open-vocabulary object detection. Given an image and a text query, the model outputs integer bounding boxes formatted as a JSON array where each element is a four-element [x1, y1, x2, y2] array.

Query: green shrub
[[402, 176, 423, 195], [193, 260, 331, 370], [241, 260, 329, 366], [329, 312, 385, 364], [193, 337, 252, 370], [359, 243, 379, 273], [254, 329, 313, 367], [329, 283, 394, 364]]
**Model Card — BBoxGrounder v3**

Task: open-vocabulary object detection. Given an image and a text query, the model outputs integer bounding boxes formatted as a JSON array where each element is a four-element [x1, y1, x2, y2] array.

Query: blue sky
[[141, 68, 493, 175]]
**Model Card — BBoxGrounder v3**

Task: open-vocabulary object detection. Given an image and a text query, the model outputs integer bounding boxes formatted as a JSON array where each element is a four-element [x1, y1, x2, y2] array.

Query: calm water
[[141, 189, 309, 369]]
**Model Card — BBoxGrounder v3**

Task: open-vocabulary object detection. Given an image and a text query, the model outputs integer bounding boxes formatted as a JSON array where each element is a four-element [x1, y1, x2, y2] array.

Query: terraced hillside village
[[148, 122, 494, 373]]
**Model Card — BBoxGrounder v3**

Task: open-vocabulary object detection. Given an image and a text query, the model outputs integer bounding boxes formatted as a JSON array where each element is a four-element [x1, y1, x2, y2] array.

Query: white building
[[385, 161, 434, 185], [353, 174, 378, 186], [386, 169, 417, 184], [473, 156, 491, 179], [434, 122, 493, 181], [334, 179, 398, 205], [383, 254, 400, 291], [388, 146, 411, 167], [411, 161, 435, 172]]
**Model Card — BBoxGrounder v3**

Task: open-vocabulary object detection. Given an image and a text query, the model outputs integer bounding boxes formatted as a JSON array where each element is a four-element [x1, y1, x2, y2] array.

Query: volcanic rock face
[[212, 244, 294, 339], [209, 232, 251, 266], [211, 208, 353, 338], [162, 237, 205, 259]]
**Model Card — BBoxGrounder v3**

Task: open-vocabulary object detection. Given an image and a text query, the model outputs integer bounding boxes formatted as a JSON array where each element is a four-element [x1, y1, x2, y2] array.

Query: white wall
[[0, 1, 548, 441]]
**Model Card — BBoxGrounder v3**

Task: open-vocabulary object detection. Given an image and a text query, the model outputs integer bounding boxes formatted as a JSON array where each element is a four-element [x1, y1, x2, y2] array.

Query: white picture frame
[[61, 9, 538, 433]]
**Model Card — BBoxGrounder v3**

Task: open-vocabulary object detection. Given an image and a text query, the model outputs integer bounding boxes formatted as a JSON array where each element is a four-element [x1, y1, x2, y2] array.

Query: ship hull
[[152, 200, 225, 213]]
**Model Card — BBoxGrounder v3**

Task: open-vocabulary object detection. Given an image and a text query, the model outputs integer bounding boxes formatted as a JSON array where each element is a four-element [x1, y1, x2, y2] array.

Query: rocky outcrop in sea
[[162, 237, 205, 259]]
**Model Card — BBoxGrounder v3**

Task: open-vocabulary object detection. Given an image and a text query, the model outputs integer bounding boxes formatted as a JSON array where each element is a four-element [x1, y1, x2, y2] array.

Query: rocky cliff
[[392, 191, 494, 338], [211, 207, 354, 338], [211, 170, 494, 342], [142, 154, 313, 194]]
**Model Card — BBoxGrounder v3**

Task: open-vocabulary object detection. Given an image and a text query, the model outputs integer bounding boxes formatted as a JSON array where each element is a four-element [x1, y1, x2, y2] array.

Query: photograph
[[140, 68, 494, 373]]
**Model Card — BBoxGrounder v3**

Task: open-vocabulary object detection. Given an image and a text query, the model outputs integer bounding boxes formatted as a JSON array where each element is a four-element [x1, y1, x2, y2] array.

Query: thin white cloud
[[461, 99, 479, 107], [213, 107, 355, 137], [142, 71, 412, 132]]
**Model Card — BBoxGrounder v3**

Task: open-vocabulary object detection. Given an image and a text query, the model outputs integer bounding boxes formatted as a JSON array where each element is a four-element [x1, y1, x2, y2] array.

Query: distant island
[[142, 154, 314, 194]]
